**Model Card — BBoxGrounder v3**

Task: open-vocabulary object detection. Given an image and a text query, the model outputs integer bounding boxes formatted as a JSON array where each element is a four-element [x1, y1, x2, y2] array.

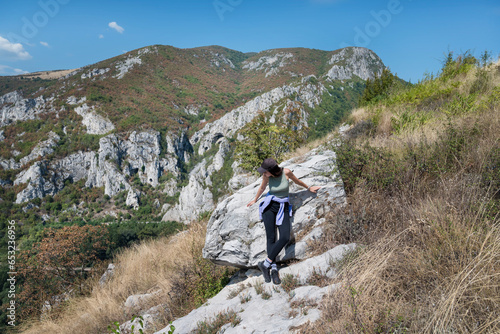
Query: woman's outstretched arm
[[247, 175, 269, 207], [285, 168, 321, 193]]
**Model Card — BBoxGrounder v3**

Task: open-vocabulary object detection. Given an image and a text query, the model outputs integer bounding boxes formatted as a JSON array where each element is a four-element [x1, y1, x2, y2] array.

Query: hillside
[[0, 45, 384, 231], [0, 44, 386, 329], [14, 51, 499, 334]]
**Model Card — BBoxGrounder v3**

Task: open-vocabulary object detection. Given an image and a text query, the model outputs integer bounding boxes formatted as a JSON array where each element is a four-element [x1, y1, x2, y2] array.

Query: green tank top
[[268, 172, 289, 198]]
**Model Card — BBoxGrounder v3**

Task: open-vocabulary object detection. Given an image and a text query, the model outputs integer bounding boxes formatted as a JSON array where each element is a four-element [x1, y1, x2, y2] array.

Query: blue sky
[[0, 0, 499, 82]]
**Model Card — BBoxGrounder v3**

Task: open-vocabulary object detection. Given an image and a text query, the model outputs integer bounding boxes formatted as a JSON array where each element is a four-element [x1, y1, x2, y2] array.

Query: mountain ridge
[[0, 43, 385, 248]]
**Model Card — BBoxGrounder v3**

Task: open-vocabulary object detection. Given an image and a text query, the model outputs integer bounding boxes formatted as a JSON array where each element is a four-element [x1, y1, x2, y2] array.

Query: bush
[[235, 108, 307, 172], [17, 225, 109, 320], [168, 242, 234, 318]]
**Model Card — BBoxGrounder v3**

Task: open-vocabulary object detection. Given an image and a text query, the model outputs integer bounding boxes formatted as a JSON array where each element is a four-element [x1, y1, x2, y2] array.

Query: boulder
[[202, 147, 346, 268], [124, 292, 158, 311]]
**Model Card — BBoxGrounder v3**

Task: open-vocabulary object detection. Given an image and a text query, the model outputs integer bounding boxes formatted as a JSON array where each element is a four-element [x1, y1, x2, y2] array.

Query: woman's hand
[[308, 186, 321, 193], [247, 199, 257, 207]]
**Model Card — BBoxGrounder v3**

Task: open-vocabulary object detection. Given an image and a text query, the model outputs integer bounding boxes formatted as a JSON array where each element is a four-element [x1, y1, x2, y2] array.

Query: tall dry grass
[[19, 221, 211, 334], [304, 178, 499, 333], [302, 59, 500, 333]]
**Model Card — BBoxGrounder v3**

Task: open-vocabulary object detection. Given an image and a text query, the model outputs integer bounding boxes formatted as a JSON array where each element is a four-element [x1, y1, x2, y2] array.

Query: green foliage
[[107, 221, 184, 253], [210, 148, 235, 202], [385, 80, 454, 107], [235, 108, 307, 172], [360, 68, 397, 106], [168, 245, 234, 318], [308, 80, 364, 140], [390, 108, 432, 134], [118, 114, 143, 129], [440, 50, 477, 80], [87, 86, 113, 103], [333, 121, 483, 195], [54, 133, 102, 156], [183, 75, 200, 84]]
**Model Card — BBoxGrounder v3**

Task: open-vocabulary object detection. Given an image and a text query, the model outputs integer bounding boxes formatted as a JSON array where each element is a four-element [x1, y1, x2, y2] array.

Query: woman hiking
[[247, 158, 320, 284]]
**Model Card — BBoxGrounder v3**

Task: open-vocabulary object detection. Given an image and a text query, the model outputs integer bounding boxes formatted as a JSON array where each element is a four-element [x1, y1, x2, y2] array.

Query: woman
[[247, 158, 320, 284]]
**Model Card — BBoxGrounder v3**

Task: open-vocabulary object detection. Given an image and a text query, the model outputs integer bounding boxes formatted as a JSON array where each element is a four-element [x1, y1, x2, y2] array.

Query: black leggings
[[262, 201, 291, 262]]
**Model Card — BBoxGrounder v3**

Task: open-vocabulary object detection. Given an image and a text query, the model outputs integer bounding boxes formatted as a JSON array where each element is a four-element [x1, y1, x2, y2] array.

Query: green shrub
[[235, 109, 307, 172]]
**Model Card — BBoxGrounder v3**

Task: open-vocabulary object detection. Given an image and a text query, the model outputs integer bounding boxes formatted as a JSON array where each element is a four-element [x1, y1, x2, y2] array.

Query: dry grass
[[17, 69, 79, 79], [284, 135, 332, 161], [302, 60, 500, 333], [348, 107, 369, 124], [19, 221, 210, 334], [302, 177, 500, 333]]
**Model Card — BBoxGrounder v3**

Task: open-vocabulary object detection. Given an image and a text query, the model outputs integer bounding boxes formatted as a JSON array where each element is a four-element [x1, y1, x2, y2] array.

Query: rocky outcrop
[[210, 51, 235, 69], [203, 147, 346, 268], [0, 158, 20, 170], [161, 136, 232, 223], [114, 55, 142, 79], [227, 161, 258, 193], [124, 131, 161, 187], [243, 52, 295, 77], [126, 188, 140, 210], [154, 244, 356, 334], [162, 159, 214, 223], [74, 103, 115, 135], [11, 129, 193, 203], [66, 96, 87, 105], [190, 83, 325, 156], [0, 91, 54, 127], [99, 263, 116, 286], [81, 68, 110, 79], [165, 129, 192, 164], [14, 151, 94, 204], [326, 47, 384, 81], [19, 131, 60, 166]]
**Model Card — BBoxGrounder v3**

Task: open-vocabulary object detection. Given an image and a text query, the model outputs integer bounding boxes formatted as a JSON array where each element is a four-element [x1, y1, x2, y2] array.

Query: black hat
[[257, 158, 283, 176]]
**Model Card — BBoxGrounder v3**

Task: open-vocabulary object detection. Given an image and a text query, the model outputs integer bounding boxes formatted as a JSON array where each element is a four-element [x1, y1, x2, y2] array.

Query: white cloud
[[0, 36, 32, 60], [40, 41, 50, 47], [99, 34, 104, 39], [0, 64, 29, 76], [108, 22, 124, 34]]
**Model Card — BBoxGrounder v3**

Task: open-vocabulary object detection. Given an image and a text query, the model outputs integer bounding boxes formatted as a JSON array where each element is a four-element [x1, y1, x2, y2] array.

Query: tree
[[235, 103, 308, 172], [359, 68, 396, 105], [16, 225, 109, 320]]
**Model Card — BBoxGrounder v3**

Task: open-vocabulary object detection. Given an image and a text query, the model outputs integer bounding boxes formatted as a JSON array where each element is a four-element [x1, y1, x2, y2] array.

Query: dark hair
[[269, 165, 283, 177], [257, 158, 283, 177]]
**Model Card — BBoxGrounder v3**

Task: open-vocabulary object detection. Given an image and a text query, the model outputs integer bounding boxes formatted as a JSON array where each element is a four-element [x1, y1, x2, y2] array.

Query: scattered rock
[[99, 263, 116, 286]]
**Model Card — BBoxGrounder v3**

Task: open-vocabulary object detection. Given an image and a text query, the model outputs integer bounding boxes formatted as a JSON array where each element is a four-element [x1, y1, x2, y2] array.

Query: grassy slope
[[300, 56, 500, 333]]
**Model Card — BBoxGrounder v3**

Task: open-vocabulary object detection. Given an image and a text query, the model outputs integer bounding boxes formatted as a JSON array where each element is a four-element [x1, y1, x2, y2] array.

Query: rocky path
[[154, 243, 355, 334]]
